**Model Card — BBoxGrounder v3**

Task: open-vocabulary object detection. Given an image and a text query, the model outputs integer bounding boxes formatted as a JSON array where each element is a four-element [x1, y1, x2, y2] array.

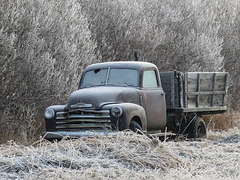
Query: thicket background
[[0, 0, 239, 143]]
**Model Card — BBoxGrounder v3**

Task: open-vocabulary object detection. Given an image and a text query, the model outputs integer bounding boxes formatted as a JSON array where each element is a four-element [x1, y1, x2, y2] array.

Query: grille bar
[[60, 109, 109, 114], [56, 119, 111, 124], [73, 109, 109, 113], [56, 114, 110, 120], [56, 123, 112, 129]]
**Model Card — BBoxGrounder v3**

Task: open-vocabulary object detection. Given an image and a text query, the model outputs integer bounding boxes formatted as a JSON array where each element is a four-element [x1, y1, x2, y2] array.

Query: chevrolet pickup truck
[[42, 61, 228, 140]]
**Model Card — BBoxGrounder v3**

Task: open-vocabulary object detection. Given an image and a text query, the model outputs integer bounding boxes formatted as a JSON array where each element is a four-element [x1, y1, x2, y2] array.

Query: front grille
[[55, 104, 111, 131]]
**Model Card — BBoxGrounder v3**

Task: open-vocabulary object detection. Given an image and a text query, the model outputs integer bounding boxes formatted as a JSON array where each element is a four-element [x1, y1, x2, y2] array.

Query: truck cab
[[42, 61, 166, 140]]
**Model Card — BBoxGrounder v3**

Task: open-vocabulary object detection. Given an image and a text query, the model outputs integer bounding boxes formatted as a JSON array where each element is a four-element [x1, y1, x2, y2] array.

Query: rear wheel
[[129, 121, 142, 133], [187, 116, 207, 139]]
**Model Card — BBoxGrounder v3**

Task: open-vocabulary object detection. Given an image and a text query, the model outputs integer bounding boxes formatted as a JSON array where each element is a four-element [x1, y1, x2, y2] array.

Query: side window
[[143, 70, 158, 88]]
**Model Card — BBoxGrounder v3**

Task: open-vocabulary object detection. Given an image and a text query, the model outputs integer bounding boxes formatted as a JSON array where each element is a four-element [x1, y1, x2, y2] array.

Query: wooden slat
[[211, 73, 216, 107], [182, 106, 227, 113], [187, 91, 226, 95], [196, 73, 200, 107], [222, 73, 228, 106], [185, 72, 188, 108]]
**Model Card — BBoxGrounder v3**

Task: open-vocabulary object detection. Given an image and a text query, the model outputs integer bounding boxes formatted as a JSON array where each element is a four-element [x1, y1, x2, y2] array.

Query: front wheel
[[187, 116, 207, 139], [129, 121, 142, 133]]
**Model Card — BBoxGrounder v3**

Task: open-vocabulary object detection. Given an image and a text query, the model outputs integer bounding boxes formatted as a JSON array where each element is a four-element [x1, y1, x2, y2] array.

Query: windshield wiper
[[81, 83, 105, 88], [106, 83, 137, 87], [106, 83, 120, 86], [124, 83, 137, 87]]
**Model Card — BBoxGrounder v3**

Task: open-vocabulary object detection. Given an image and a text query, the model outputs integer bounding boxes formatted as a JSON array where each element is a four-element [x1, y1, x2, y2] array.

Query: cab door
[[141, 69, 166, 131]]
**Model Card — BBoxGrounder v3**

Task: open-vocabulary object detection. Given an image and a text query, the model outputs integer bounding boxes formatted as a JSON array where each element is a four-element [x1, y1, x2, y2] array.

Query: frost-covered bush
[[80, 0, 225, 71], [0, 0, 99, 143]]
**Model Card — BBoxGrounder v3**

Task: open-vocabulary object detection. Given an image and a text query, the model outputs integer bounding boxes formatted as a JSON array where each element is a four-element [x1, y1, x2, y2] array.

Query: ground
[[0, 128, 239, 179]]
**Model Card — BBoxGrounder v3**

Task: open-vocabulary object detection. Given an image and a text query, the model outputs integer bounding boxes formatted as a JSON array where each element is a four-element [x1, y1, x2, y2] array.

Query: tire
[[187, 116, 207, 139], [129, 121, 142, 133]]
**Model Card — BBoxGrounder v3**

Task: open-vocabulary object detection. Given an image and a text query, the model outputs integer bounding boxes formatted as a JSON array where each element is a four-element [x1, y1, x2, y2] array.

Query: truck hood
[[65, 87, 140, 110]]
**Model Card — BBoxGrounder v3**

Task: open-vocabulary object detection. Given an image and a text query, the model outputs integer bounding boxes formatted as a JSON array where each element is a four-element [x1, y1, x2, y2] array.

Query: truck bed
[[160, 71, 228, 114]]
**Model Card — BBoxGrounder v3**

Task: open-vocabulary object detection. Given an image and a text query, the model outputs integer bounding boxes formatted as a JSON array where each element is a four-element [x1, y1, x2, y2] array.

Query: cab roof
[[84, 61, 157, 72]]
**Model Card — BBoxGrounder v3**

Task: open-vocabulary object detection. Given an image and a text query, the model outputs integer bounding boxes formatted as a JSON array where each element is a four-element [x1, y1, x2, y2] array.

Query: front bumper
[[42, 130, 118, 140]]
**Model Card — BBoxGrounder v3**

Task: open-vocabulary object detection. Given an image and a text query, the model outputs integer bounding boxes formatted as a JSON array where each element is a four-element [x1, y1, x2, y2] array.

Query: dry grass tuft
[[204, 112, 240, 131], [0, 131, 240, 179], [0, 132, 182, 179]]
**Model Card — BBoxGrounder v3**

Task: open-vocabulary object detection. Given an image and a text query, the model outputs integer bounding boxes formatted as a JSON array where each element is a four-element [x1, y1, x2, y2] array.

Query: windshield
[[80, 68, 139, 88]]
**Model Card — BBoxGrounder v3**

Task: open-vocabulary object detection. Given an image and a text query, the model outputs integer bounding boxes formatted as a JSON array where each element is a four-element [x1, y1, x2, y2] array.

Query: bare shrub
[[79, 0, 225, 71], [0, 0, 99, 143]]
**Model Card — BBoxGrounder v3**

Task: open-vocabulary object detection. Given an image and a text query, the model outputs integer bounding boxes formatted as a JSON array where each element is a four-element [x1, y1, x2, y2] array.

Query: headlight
[[44, 108, 55, 119], [111, 106, 122, 117]]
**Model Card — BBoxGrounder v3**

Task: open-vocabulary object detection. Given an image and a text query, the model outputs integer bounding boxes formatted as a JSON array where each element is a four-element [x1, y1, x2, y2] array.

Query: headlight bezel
[[111, 106, 123, 118], [44, 108, 55, 119]]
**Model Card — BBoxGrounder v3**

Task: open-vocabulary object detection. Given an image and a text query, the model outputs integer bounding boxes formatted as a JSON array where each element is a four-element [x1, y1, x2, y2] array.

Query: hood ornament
[[70, 103, 93, 109]]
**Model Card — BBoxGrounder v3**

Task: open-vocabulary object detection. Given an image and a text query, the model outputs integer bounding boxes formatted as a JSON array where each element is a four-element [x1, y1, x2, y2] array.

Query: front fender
[[102, 103, 147, 131], [45, 105, 66, 130]]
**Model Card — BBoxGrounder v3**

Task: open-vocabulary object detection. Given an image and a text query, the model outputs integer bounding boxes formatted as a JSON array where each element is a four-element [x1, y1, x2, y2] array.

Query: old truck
[[42, 61, 228, 140]]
